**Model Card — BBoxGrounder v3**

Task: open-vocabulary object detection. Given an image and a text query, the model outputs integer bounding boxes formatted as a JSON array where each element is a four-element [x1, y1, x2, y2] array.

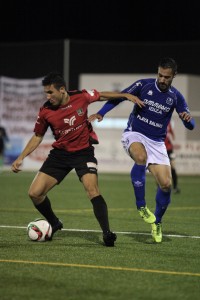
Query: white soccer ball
[[27, 219, 52, 242]]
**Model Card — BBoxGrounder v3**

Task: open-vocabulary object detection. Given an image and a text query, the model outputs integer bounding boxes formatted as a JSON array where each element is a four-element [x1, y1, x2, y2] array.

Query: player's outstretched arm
[[99, 91, 144, 108], [95, 91, 144, 119], [11, 134, 43, 173]]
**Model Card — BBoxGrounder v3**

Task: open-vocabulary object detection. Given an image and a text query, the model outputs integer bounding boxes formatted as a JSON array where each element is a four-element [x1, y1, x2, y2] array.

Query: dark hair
[[42, 72, 66, 90], [158, 57, 178, 75]]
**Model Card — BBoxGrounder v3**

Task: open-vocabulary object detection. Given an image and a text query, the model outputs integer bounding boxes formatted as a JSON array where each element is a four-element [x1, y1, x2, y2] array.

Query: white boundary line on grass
[[0, 225, 200, 239]]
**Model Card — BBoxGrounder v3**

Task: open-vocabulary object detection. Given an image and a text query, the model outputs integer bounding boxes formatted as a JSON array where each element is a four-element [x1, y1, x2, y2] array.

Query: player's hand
[[124, 94, 145, 108], [88, 114, 103, 122], [11, 158, 23, 173], [179, 112, 192, 122]]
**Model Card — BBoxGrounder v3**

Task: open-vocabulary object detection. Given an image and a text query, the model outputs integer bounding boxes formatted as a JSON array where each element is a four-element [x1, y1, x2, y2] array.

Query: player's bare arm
[[99, 92, 145, 108], [11, 134, 43, 173]]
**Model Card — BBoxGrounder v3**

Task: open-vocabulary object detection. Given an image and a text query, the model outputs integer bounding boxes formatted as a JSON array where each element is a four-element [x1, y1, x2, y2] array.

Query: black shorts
[[39, 146, 98, 183]]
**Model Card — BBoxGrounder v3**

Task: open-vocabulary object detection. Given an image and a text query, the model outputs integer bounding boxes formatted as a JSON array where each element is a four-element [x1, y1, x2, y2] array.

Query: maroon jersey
[[34, 89, 100, 152], [164, 122, 175, 151]]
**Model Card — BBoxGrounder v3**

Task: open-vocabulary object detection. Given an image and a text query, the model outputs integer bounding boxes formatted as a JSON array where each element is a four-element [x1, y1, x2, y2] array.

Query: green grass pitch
[[0, 171, 199, 300]]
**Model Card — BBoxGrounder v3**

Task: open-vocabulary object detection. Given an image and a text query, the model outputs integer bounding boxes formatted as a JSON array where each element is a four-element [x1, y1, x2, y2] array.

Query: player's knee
[[28, 188, 42, 203], [137, 157, 146, 165], [129, 147, 147, 164], [88, 190, 99, 199], [133, 153, 147, 165], [86, 186, 100, 199], [160, 178, 172, 192]]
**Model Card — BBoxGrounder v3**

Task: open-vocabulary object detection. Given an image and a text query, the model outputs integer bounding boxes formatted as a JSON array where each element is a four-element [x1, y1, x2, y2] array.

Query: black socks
[[34, 196, 58, 226], [91, 195, 110, 233]]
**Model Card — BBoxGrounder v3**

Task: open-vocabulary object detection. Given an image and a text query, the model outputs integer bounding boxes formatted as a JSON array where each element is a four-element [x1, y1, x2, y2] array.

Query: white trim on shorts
[[121, 131, 170, 167]]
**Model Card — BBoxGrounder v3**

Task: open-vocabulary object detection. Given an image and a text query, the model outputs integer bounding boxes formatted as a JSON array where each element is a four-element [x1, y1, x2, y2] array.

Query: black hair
[[42, 72, 66, 90], [158, 57, 178, 75]]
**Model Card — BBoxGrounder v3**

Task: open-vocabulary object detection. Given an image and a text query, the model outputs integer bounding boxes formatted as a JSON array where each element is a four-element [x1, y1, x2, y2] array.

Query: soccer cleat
[[138, 206, 156, 224], [103, 231, 117, 247], [173, 188, 181, 194], [47, 219, 63, 241], [151, 223, 162, 243]]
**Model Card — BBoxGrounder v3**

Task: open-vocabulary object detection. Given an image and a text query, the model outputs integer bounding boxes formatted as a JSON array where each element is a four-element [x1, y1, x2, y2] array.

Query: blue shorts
[[39, 146, 98, 183]]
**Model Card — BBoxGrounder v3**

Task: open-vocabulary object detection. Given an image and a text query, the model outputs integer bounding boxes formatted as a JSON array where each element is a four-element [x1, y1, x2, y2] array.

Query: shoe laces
[[156, 223, 162, 234], [140, 207, 150, 218]]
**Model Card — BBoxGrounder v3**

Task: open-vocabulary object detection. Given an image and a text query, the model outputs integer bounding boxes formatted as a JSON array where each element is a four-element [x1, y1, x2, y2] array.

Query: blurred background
[[0, 0, 199, 174]]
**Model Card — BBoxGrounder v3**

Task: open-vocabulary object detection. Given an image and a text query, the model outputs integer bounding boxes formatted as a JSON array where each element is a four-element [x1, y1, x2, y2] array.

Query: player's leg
[[75, 146, 116, 246], [0, 153, 3, 173], [148, 164, 172, 242], [0, 144, 4, 172], [129, 142, 156, 223], [29, 148, 74, 237], [28, 171, 63, 236], [150, 164, 172, 221], [170, 158, 180, 193], [81, 172, 117, 246], [28, 171, 58, 216]]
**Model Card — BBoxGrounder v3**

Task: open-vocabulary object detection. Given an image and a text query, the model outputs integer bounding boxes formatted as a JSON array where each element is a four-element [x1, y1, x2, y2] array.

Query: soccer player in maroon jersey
[[11, 72, 141, 246], [165, 122, 180, 194]]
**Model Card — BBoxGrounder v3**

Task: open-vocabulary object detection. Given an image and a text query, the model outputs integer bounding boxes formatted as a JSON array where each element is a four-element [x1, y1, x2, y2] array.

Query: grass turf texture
[[0, 171, 199, 300]]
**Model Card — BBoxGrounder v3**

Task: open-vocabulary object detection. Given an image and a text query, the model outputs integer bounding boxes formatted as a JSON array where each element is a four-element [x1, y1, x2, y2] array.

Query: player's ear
[[60, 86, 65, 94]]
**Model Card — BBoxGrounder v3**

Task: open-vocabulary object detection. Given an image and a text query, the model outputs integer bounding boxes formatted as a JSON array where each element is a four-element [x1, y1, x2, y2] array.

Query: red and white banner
[[0, 76, 44, 137], [0, 76, 52, 166]]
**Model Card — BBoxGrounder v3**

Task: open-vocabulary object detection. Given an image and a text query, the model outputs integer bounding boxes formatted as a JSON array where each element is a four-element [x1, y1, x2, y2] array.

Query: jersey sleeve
[[97, 79, 144, 116], [175, 90, 195, 130], [33, 108, 49, 136], [97, 98, 125, 116], [175, 91, 190, 114], [122, 79, 144, 95], [182, 118, 195, 130], [83, 89, 101, 103]]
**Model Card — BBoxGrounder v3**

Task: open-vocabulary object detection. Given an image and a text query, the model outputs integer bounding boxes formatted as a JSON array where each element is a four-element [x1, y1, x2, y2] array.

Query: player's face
[[157, 67, 175, 92], [43, 84, 66, 106]]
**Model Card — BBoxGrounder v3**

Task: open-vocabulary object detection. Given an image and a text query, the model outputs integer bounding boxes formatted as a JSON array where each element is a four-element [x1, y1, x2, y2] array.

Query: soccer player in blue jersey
[[89, 57, 195, 243]]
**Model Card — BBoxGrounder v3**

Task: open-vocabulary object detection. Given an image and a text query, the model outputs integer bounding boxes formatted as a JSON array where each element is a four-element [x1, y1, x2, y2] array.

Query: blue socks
[[130, 164, 146, 209], [155, 187, 171, 223], [131, 164, 171, 223]]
